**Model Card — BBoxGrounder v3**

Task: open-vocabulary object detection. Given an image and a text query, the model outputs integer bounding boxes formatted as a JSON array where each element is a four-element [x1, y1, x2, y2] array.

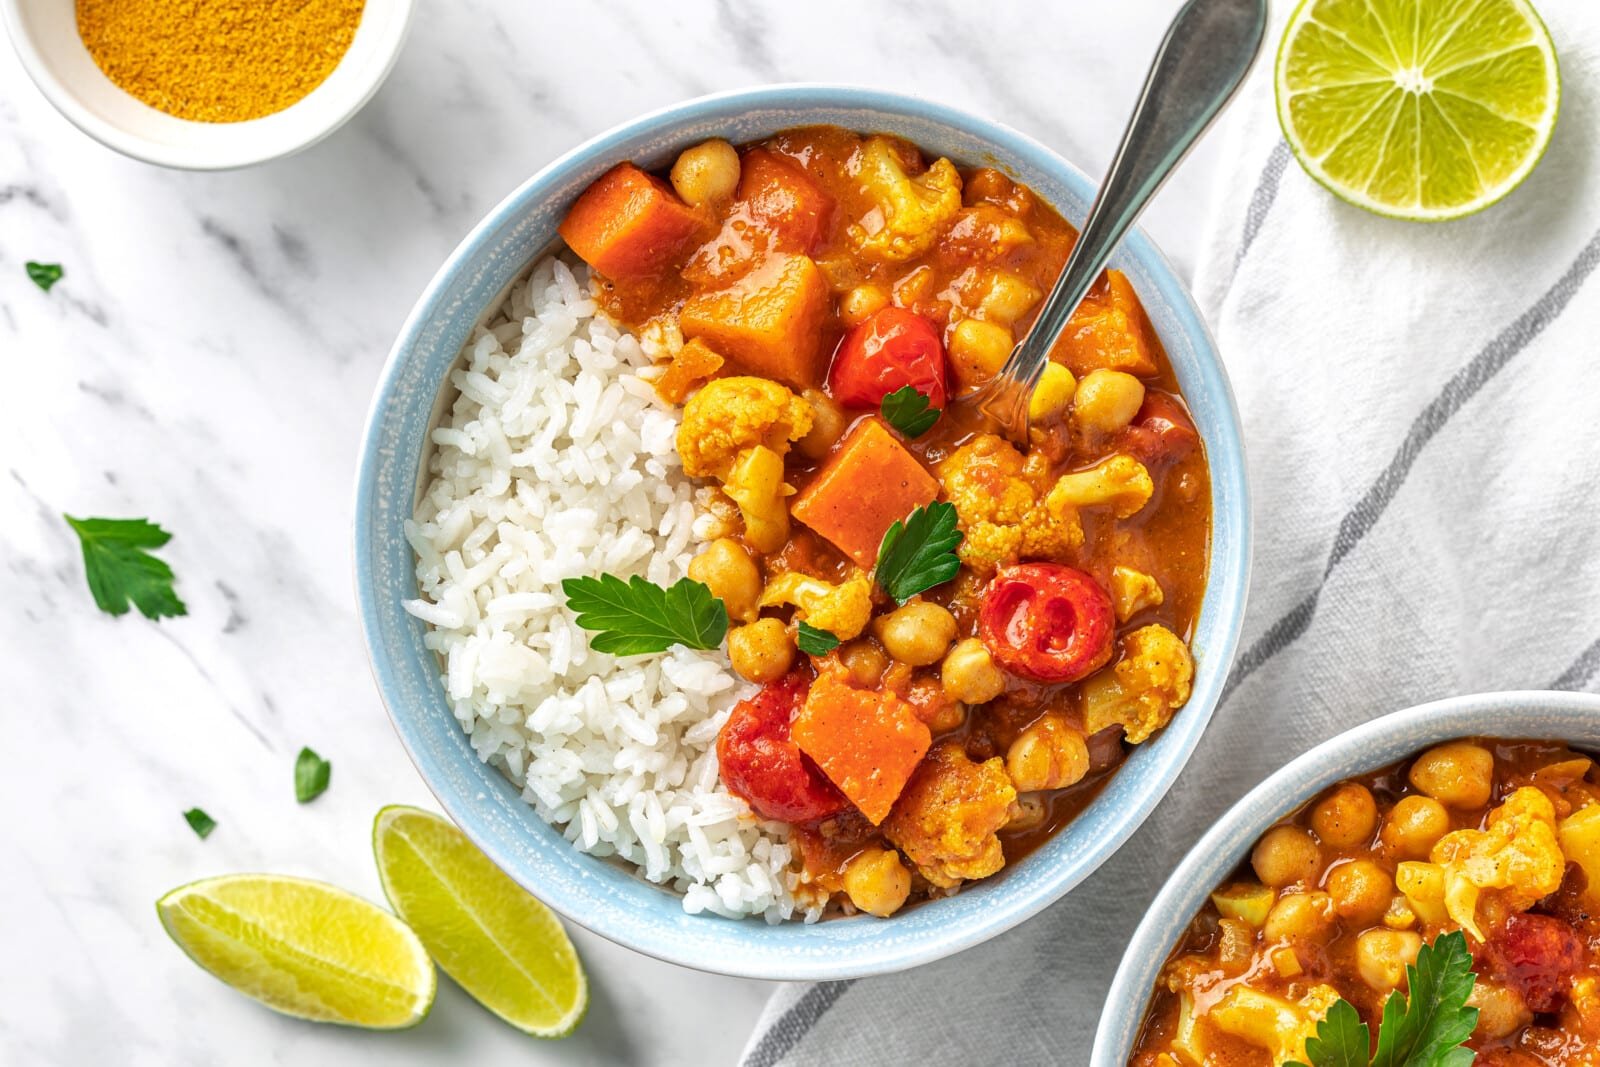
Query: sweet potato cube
[[790, 417, 939, 568], [792, 671, 931, 825], [558, 163, 701, 281], [1051, 269, 1159, 378], [737, 149, 834, 254], [678, 252, 830, 388]]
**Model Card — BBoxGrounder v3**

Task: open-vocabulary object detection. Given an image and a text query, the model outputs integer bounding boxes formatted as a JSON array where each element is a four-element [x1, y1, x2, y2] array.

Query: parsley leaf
[[796, 620, 841, 655], [1371, 931, 1478, 1067], [26, 261, 63, 292], [294, 747, 332, 803], [562, 574, 729, 655], [1288, 932, 1477, 1067], [63, 515, 187, 620], [182, 808, 217, 839], [1292, 999, 1370, 1067], [874, 501, 963, 604], [880, 385, 941, 437]]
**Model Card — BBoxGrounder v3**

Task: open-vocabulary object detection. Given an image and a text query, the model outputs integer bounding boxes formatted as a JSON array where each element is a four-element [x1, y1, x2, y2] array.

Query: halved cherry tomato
[[827, 306, 948, 409], [716, 672, 847, 823], [1119, 392, 1200, 467], [978, 563, 1115, 683]]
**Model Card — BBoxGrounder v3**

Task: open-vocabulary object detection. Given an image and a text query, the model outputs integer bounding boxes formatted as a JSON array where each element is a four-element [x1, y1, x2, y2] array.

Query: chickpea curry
[[557, 126, 1211, 919], [1132, 739, 1600, 1066]]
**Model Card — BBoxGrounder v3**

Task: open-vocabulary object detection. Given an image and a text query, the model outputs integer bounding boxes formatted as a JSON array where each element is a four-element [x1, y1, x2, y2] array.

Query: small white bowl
[[1, 0, 414, 169]]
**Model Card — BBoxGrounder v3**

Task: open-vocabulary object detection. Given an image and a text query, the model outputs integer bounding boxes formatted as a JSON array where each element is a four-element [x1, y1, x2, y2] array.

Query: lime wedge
[[373, 806, 588, 1037], [1275, 0, 1560, 220], [157, 874, 435, 1028]]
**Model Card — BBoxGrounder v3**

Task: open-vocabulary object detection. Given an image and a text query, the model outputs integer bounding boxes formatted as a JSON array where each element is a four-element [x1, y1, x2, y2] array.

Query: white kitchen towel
[[741, 5, 1600, 1065]]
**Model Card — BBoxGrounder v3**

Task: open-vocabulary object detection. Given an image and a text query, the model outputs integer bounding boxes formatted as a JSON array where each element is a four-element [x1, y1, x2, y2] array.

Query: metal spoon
[[966, 0, 1268, 445]]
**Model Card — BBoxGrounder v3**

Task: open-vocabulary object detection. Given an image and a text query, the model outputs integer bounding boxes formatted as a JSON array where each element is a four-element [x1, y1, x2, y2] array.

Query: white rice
[[403, 254, 816, 922]]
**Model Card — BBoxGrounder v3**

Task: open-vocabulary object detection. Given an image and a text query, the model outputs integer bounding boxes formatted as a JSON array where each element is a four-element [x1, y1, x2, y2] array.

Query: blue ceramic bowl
[[1091, 689, 1600, 1064], [354, 85, 1251, 980]]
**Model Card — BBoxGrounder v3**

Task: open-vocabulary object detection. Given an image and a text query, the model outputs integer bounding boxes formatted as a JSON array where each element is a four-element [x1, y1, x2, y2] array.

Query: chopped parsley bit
[[26, 262, 63, 292], [294, 748, 332, 804], [880, 385, 941, 437], [63, 515, 187, 620], [796, 621, 841, 656], [873, 501, 964, 604], [183, 808, 217, 839], [562, 574, 729, 655]]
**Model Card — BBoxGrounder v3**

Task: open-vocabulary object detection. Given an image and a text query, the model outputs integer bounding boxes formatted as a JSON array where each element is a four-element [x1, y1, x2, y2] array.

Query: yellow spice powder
[[77, 0, 367, 124]]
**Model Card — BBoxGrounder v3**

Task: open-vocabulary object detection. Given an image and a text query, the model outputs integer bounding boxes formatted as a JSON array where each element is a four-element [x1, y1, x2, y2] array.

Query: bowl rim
[[353, 82, 1253, 980], [0, 0, 416, 170], [1090, 687, 1600, 1065]]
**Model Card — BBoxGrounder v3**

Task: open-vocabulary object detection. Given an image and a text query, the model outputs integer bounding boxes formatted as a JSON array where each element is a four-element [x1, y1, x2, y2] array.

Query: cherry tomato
[[827, 307, 948, 409], [1485, 912, 1586, 1012], [716, 672, 847, 823], [978, 563, 1115, 683], [1119, 392, 1199, 467]]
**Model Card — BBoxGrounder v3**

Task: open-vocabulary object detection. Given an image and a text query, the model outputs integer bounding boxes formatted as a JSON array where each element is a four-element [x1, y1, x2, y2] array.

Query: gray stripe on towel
[[1553, 636, 1600, 692], [1232, 141, 1292, 273], [1224, 224, 1600, 701], [743, 981, 855, 1067]]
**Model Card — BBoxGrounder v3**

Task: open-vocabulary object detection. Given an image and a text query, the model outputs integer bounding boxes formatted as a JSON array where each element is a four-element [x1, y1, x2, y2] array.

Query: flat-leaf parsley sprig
[[1289, 931, 1478, 1067], [64, 515, 187, 620], [874, 501, 963, 604], [880, 385, 941, 437], [562, 574, 730, 655], [796, 620, 841, 656]]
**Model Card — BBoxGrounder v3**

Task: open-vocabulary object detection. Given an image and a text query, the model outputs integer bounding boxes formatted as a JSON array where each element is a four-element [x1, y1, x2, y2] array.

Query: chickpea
[[688, 538, 761, 623], [948, 318, 1014, 389], [1408, 742, 1494, 809], [1263, 891, 1336, 944], [1355, 929, 1422, 992], [1326, 860, 1394, 927], [727, 618, 794, 683], [1028, 363, 1077, 424], [669, 139, 740, 207], [1381, 795, 1450, 859], [842, 847, 911, 918], [1006, 714, 1090, 792], [838, 639, 889, 688], [840, 285, 890, 327], [1251, 825, 1323, 889], [1007, 793, 1047, 832], [1310, 783, 1379, 849], [1469, 981, 1533, 1040], [796, 389, 848, 460], [874, 601, 958, 667], [1073, 370, 1146, 434], [940, 638, 1007, 704]]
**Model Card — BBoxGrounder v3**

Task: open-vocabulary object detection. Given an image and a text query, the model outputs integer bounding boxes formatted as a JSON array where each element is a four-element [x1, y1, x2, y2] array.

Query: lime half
[[1276, 0, 1560, 220], [373, 806, 588, 1038], [157, 874, 435, 1028]]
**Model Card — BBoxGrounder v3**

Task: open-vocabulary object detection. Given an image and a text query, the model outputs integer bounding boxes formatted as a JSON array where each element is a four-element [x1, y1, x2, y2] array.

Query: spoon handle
[[978, 0, 1267, 436]]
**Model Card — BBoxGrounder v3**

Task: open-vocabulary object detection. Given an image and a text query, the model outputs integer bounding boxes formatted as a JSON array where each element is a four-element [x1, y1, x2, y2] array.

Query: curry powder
[[76, 0, 367, 124]]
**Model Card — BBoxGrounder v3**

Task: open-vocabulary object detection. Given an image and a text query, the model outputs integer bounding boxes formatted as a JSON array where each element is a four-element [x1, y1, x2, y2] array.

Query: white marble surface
[[0, 2, 1222, 1064]]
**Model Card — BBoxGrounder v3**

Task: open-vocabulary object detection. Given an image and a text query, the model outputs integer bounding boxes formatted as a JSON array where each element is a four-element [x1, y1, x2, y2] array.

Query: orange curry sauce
[[561, 125, 1211, 914]]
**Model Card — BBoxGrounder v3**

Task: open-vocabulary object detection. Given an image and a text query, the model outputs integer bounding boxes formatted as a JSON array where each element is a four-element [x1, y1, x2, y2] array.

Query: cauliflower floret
[[847, 137, 963, 263], [1431, 786, 1566, 940], [882, 741, 1017, 888], [724, 446, 791, 553], [1081, 625, 1194, 744], [1209, 984, 1342, 1067], [1110, 565, 1164, 621], [936, 434, 1083, 572], [1045, 454, 1154, 519], [758, 571, 873, 640], [677, 376, 813, 480]]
